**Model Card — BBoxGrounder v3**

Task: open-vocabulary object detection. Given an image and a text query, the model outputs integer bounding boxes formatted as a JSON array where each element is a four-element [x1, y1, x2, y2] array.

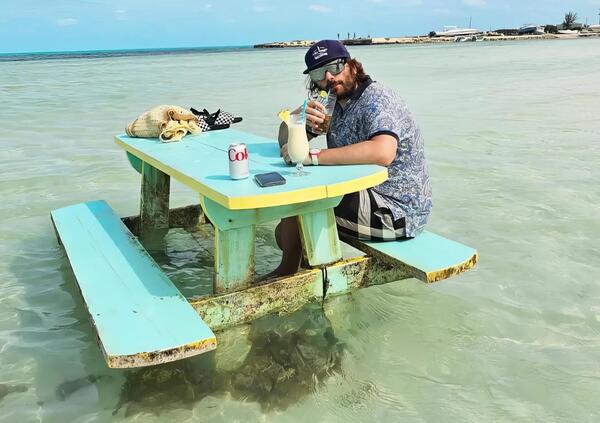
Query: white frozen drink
[[287, 114, 309, 165]]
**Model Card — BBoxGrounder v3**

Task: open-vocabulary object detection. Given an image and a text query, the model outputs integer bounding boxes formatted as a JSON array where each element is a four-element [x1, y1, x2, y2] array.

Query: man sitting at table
[[272, 39, 432, 277]]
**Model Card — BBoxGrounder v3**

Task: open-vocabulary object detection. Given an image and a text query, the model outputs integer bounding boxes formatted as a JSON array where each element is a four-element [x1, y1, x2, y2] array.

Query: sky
[[1, 0, 599, 53]]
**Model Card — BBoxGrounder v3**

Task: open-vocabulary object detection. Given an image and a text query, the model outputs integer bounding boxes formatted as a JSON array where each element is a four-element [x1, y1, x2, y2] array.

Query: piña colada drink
[[287, 113, 310, 176]]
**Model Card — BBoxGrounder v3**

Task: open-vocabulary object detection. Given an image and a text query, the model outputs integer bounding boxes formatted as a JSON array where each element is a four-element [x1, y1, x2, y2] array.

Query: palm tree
[[563, 11, 578, 29]]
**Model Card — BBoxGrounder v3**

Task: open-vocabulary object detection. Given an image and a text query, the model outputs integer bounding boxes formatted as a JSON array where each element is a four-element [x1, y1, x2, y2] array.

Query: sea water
[[1, 38, 599, 422]]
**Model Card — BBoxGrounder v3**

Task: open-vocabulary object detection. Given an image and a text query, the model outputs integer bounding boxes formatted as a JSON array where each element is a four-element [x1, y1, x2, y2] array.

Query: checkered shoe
[[190, 108, 243, 131]]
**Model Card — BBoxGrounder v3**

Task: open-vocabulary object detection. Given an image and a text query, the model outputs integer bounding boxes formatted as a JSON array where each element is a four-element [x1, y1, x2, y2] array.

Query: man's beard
[[329, 80, 356, 100]]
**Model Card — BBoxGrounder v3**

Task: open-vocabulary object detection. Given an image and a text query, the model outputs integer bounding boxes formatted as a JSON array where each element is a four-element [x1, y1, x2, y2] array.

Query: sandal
[[190, 108, 242, 131]]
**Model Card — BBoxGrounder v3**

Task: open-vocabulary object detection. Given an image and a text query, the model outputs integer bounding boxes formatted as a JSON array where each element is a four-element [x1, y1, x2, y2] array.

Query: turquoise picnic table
[[114, 128, 388, 294], [50, 127, 477, 368]]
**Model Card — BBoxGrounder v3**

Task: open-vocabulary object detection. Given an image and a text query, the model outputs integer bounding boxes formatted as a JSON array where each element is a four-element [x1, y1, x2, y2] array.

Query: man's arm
[[319, 134, 397, 167], [277, 122, 288, 149], [280, 134, 397, 166]]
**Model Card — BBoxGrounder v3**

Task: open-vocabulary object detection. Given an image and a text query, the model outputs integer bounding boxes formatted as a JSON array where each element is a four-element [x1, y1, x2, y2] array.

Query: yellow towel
[[126, 105, 201, 142]]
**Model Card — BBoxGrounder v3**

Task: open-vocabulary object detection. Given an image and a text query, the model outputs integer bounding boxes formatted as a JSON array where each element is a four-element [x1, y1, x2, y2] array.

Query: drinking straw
[[300, 100, 307, 122]]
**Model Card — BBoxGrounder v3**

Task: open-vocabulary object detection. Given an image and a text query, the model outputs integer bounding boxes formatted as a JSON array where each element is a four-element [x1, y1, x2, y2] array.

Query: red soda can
[[228, 143, 249, 180]]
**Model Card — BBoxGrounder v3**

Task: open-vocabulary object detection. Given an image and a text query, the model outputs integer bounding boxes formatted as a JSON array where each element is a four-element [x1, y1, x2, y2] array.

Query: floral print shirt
[[327, 78, 432, 237]]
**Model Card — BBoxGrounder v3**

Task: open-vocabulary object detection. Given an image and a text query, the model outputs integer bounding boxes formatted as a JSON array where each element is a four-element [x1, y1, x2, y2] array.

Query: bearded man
[[273, 39, 432, 276]]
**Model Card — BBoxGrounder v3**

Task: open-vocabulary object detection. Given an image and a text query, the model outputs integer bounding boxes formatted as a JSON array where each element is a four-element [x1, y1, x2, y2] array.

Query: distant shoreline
[[254, 32, 600, 48], [0, 45, 252, 63], [2, 33, 598, 63]]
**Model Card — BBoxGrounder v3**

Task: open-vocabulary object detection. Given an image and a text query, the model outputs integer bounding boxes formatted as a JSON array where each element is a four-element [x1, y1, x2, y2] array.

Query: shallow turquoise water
[[1, 38, 599, 422]]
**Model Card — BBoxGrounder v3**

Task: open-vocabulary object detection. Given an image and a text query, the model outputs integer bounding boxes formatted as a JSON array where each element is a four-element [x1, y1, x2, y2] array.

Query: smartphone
[[254, 172, 286, 187]]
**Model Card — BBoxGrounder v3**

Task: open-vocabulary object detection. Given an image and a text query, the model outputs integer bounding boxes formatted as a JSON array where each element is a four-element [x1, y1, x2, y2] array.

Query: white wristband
[[310, 149, 321, 166]]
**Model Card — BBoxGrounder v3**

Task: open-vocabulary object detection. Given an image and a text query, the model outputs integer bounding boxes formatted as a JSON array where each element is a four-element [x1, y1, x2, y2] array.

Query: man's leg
[[271, 216, 303, 276], [334, 190, 407, 241]]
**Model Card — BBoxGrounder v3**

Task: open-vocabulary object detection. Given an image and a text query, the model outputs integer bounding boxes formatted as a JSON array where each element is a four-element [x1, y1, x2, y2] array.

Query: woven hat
[[126, 105, 201, 142]]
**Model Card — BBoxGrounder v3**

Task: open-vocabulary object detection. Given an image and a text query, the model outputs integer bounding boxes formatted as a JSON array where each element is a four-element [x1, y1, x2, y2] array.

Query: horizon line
[[0, 44, 254, 57]]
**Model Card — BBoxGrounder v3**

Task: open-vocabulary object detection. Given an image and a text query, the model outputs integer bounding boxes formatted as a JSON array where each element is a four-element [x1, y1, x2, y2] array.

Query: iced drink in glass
[[313, 91, 336, 134], [287, 113, 310, 176]]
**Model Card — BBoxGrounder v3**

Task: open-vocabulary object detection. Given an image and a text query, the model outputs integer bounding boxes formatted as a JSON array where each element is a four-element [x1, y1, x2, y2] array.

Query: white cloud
[[253, 2, 272, 12], [462, 0, 486, 6], [190, 3, 212, 12], [369, 0, 423, 4], [252, 0, 273, 13], [309, 4, 332, 13], [56, 18, 78, 27], [114, 10, 127, 21]]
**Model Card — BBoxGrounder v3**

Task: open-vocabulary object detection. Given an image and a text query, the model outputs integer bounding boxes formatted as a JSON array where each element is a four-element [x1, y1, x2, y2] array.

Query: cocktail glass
[[287, 113, 310, 176]]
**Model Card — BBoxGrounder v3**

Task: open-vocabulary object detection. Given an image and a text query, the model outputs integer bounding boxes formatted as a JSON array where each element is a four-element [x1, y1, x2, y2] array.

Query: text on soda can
[[228, 143, 249, 180]]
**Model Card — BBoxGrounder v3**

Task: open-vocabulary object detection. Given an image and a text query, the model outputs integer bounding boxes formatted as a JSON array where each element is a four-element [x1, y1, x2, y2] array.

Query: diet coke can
[[228, 143, 249, 180]]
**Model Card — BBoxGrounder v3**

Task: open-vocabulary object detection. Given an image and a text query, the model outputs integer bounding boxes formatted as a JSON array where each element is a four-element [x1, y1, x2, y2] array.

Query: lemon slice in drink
[[318, 90, 328, 99], [278, 109, 291, 124]]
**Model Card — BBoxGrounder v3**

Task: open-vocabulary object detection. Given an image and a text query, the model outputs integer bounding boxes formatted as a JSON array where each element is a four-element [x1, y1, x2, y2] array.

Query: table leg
[[140, 161, 170, 236], [297, 208, 342, 267], [214, 225, 255, 294], [199, 195, 343, 293], [199, 196, 256, 294]]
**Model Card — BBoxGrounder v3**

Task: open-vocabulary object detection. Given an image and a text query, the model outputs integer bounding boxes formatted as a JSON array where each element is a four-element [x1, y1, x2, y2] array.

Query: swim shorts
[[334, 189, 406, 241]]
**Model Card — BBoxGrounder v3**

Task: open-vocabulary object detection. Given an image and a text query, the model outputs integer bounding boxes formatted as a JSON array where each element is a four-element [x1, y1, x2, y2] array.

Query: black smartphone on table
[[254, 172, 286, 187]]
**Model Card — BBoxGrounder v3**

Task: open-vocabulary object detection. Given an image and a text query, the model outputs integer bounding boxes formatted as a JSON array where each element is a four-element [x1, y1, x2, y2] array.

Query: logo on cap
[[312, 46, 328, 60]]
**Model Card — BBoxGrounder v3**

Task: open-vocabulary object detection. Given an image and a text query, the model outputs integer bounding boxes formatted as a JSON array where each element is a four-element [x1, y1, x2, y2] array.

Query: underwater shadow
[[114, 303, 344, 416]]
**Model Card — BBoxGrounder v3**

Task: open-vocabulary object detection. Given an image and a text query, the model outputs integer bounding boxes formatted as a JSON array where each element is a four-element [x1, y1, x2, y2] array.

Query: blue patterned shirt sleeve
[[361, 87, 406, 141]]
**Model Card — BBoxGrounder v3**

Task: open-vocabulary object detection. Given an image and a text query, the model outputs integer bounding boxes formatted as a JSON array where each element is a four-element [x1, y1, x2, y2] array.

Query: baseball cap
[[303, 40, 351, 74]]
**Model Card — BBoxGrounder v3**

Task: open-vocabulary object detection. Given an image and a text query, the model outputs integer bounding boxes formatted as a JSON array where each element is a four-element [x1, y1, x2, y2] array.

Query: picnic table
[[50, 127, 477, 368], [114, 128, 388, 294]]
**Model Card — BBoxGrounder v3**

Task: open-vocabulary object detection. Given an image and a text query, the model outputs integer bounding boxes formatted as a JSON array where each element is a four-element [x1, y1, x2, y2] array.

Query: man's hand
[[293, 101, 326, 133], [280, 143, 311, 166]]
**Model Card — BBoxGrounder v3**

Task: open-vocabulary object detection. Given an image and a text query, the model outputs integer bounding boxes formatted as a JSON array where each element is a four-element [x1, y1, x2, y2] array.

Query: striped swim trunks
[[334, 189, 407, 241]]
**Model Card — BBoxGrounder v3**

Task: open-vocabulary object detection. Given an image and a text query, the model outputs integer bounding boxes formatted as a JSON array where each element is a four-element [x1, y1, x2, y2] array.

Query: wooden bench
[[345, 231, 478, 283], [51, 200, 216, 368]]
